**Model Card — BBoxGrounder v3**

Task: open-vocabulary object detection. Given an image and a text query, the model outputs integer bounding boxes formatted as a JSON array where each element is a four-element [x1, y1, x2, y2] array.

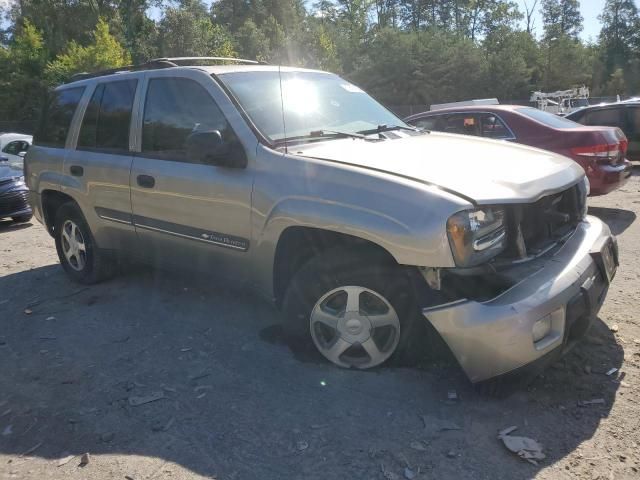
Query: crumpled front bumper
[[423, 215, 615, 383]]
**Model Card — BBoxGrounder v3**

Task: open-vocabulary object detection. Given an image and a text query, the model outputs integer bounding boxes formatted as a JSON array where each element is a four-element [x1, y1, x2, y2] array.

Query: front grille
[[504, 183, 584, 259], [0, 190, 29, 217]]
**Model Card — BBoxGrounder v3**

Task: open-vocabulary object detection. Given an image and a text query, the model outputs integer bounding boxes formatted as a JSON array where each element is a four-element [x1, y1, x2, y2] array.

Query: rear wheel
[[54, 202, 116, 284], [282, 248, 427, 369]]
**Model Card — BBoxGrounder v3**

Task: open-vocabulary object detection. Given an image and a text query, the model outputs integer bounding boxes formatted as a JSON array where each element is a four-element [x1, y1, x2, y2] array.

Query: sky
[[520, 0, 640, 42]]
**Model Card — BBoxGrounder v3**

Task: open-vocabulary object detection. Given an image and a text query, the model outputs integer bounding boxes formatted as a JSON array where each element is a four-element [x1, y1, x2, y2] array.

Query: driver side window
[[141, 77, 235, 163]]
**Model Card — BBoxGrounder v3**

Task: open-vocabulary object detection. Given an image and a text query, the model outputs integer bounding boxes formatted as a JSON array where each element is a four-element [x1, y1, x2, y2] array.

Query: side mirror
[[186, 130, 247, 168], [18, 151, 27, 158]]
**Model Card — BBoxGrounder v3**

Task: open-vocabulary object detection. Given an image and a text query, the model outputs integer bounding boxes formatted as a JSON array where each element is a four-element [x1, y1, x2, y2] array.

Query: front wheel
[[282, 249, 425, 369]]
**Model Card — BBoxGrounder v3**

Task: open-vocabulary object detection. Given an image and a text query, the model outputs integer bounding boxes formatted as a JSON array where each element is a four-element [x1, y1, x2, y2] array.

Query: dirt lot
[[1, 171, 639, 480]]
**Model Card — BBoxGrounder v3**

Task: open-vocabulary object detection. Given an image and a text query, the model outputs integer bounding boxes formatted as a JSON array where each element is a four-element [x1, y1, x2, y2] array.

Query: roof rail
[[67, 59, 177, 83], [66, 56, 263, 83], [152, 56, 262, 65]]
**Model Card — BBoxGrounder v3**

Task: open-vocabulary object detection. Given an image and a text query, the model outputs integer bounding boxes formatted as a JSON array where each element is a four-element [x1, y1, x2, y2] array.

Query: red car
[[405, 105, 632, 196]]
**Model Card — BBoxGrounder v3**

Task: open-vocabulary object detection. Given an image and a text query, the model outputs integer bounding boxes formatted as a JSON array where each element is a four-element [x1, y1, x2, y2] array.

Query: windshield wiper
[[275, 129, 374, 145], [309, 129, 368, 139], [357, 124, 421, 135]]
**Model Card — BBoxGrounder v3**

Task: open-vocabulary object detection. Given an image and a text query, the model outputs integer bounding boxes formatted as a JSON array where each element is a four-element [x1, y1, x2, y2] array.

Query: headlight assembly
[[447, 207, 507, 267]]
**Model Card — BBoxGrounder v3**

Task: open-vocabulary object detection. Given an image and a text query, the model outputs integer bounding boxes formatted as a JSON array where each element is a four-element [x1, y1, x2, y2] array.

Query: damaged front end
[[419, 178, 617, 383], [438, 177, 590, 303]]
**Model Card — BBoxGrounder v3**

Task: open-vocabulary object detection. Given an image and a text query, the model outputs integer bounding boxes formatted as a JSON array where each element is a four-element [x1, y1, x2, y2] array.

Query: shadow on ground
[[0, 265, 624, 479], [0, 220, 32, 234], [589, 207, 636, 236]]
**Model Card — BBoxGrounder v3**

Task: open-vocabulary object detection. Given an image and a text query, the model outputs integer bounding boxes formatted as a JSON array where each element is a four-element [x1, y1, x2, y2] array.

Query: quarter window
[[78, 79, 137, 152], [141, 77, 232, 162], [35, 87, 85, 148]]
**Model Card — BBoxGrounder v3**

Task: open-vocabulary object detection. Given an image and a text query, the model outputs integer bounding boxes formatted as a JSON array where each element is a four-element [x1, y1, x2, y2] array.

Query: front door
[[129, 71, 254, 278]]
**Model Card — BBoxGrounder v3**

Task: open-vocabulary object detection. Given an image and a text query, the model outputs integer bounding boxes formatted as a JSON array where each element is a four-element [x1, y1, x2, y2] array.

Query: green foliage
[[45, 18, 131, 85], [0, 19, 48, 122], [159, 0, 235, 57], [541, 0, 583, 40]]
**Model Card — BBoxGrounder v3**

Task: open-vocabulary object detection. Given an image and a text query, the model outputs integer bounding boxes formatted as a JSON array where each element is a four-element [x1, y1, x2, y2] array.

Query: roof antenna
[[278, 64, 288, 154]]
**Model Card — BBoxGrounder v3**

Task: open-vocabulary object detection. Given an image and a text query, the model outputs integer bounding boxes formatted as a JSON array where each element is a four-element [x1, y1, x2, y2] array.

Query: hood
[[292, 132, 585, 204], [0, 162, 25, 187]]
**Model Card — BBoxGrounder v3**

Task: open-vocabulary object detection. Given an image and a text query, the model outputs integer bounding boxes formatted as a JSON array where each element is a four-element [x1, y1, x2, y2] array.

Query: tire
[[282, 247, 431, 369], [11, 214, 32, 223], [53, 202, 116, 284]]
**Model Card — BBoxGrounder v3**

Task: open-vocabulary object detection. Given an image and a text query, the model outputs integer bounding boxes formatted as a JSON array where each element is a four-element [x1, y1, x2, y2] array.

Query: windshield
[[217, 71, 407, 142], [571, 98, 589, 108], [517, 107, 582, 128]]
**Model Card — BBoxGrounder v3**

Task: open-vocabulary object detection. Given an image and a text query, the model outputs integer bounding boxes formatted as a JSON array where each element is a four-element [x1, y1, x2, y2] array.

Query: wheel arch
[[272, 226, 398, 308], [41, 190, 80, 237]]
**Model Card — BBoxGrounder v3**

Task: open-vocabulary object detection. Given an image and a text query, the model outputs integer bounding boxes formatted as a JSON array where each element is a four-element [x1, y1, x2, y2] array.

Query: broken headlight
[[447, 207, 506, 267], [576, 175, 589, 219]]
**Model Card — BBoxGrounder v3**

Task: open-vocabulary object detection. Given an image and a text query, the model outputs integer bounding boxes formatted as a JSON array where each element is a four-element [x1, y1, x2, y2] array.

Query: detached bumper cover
[[423, 215, 614, 383]]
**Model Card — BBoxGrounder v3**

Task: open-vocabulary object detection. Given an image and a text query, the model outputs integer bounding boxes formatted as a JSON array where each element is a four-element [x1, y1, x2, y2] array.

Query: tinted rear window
[[78, 79, 137, 152], [35, 87, 85, 148], [579, 108, 625, 128], [517, 107, 580, 129]]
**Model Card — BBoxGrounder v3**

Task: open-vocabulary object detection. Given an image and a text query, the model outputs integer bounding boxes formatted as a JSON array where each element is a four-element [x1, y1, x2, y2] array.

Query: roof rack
[[152, 56, 262, 65], [67, 56, 263, 83]]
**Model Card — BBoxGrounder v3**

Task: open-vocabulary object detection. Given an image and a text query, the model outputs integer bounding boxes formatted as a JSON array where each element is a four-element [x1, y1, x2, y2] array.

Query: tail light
[[571, 140, 627, 165]]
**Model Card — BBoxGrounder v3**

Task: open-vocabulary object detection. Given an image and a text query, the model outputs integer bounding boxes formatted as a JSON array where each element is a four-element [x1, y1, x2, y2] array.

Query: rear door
[[129, 70, 254, 277], [63, 77, 139, 249]]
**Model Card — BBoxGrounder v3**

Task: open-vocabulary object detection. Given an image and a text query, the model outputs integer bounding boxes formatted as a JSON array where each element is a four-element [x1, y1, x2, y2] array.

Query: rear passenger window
[[35, 87, 85, 148], [481, 114, 512, 139], [78, 79, 137, 152], [141, 77, 232, 162], [581, 108, 624, 128]]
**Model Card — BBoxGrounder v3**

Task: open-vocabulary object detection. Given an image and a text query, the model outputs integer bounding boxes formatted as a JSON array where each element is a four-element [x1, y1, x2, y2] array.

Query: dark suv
[[566, 101, 640, 162]]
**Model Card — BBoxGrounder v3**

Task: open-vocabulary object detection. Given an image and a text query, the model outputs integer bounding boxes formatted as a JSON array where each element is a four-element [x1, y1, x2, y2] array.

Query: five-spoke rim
[[310, 286, 400, 369], [61, 219, 87, 271]]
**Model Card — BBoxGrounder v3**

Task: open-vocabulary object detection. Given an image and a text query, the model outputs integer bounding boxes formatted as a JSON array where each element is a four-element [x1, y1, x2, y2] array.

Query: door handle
[[137, 174, 155, 188], [70, 165, 83, 176]]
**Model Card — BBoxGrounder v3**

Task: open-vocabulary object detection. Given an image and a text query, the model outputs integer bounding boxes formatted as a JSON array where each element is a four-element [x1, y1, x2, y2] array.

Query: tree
[[523, 0, 538, 35], [598, 0, 640, 71], [159, 0, 235, 57], [45, 18, 131, 84], [541, 0, 583, 40], [0, 19, 48, 123]]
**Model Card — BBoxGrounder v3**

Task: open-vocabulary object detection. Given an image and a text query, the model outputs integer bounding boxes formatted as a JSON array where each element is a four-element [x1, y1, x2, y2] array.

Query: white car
[[0, 133, 32, 168]]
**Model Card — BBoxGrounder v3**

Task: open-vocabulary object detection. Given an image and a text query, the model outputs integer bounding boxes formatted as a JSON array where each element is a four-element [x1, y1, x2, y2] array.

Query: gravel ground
[[1, 169, 639, 480]]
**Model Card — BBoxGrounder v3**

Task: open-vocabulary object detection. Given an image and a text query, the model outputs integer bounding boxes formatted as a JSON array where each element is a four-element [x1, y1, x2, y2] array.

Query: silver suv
[[26, 57, 617, 385]]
